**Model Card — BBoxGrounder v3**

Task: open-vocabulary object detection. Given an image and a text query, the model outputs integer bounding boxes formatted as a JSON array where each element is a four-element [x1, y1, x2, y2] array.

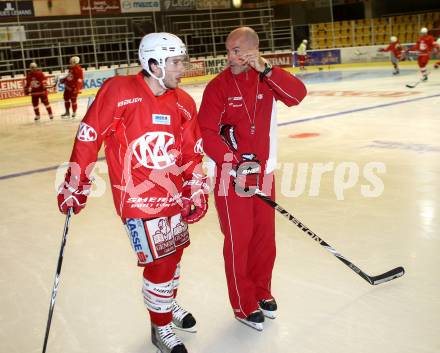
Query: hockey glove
[[181, 174, 209, 224], [234, 154, 261, 196], [57, 170, 92, 215], [219, 124, 261, 196]]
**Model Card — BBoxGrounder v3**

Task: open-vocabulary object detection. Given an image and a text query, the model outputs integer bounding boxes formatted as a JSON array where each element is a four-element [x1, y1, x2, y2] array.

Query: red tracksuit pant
[[214, 167, 276, 319]]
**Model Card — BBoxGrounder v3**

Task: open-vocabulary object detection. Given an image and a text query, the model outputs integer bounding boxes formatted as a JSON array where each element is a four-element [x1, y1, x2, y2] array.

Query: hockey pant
[[124, 215, 189, 326], [31, 93, 52, 117], [63, 88, 79, 113], [298, 55, 307, 68], [214, 168, 275, 319], [418, 55, 429, 76]]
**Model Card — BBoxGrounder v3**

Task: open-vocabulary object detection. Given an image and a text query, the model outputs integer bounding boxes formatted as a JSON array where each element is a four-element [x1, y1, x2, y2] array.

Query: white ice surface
[[0, 65, 439, 353]]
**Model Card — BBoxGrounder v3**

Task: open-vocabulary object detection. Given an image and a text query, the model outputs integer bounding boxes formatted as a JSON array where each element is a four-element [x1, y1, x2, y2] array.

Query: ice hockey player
[[60, 56, 83, 118], [57, 33, 209, 353], [378, 36, 404, 75], [24, 62, 54, 121], [296, 39, 308, 70], [434, 37, 440, 69], [408, 27, 439, 81]]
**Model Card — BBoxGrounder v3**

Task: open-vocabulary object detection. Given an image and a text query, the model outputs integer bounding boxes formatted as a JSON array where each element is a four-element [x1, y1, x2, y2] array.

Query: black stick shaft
[[255, 190, 404, 285], [42, 209, 72, 353]]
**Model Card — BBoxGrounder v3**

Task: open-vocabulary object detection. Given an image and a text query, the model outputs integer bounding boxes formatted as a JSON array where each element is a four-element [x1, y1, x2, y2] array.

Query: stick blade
[[370, 266, 405, 285]]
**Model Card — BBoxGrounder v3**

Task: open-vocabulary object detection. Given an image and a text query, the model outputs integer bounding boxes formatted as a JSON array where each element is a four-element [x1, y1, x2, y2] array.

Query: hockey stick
[[406, 79, 422, 88], [406, 71, 430, 88], [254, 189, 405, 285], [42, 208, 73, 353]]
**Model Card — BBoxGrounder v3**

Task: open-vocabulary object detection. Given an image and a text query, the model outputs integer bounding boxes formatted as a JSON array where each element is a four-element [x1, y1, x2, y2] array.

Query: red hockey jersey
[[382, 42, 404, 59], [25, 70, 48, 95], [410, 34, 438, 56], [68, 72, 204, 219], [198, 67, 307, 173], [64, 64, 83, 91]]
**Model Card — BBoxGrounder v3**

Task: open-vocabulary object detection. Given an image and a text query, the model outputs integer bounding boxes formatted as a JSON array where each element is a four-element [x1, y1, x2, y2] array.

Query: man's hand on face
[[238, 50, 267, 73]]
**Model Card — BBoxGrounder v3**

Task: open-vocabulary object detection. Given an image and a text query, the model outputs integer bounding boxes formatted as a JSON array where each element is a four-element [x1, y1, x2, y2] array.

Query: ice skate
[[49, 115, 54, 120], [34, 116, 40, 121], [151, 323, 188, 353], [71, 112, 76, 118], [392, 69, 399, 75], [259, 298, 277, 319], [422, 75, 428, 81], [235, 310, 264, 331], [172, 301, 197, 333], [61, 112, 70, 118]]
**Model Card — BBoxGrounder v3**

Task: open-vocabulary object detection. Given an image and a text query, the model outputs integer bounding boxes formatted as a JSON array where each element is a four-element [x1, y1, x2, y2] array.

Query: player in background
[[60, 56, 83, 118], [408, 27, 438, 81], [434, 37, 440, 69], [57, 33, 209, 353], [24, 62, 54, 121], [198, 26, 307, 331], [296, 39, 308, 70], [378, 36, 404, 75]]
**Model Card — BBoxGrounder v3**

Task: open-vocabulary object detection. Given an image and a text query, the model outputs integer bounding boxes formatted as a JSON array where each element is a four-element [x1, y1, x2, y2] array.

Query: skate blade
[[235, 317, 263, 331], [171, 322, 197, 333], [260, 308, 277, 319]]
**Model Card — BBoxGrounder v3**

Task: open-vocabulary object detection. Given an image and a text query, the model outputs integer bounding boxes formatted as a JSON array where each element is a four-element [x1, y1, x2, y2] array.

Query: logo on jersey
[[132, 131, 176, 169], [31, 79, 41, 88], [194, 138, 204, 154], [228, 96, 243, 107], [152, 114, 171, 125], [76, 122, 97, 142], [117, 97, 142, 107]]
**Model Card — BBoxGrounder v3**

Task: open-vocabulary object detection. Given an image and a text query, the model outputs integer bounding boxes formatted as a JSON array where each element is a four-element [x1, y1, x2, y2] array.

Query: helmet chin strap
[[145, 64, 167, 90], [156, 76, 167, 90]]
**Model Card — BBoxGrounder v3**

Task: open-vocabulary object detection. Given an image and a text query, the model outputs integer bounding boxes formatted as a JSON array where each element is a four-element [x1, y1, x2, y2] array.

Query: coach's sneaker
[[172, 301, 197, 333], [61, 112, 70, 118], [151, 323, 187, 353], [235, 310, 264, 331], [34, 115, 40, 121], [259, 298, 277, 319]]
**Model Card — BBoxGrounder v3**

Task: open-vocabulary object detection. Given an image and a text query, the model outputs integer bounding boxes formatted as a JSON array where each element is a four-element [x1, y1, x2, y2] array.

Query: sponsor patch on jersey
[[152, 114, 171, 125]]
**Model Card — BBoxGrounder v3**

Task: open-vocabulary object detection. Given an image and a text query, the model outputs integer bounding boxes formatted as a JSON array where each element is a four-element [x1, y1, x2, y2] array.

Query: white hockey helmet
[[302, 39, 308, 44], [420, 27, 428, 34], [138, 32, 187, 88], [390, 36, 397, 43], [70, 56, 80, 65], [29, 62, 37, 69]]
